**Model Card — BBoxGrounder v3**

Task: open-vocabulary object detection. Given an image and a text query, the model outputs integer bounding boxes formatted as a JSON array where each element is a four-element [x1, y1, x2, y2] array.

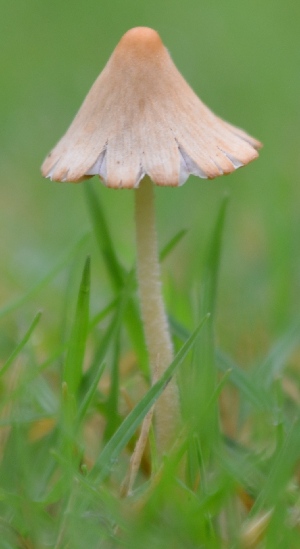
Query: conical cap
[[42, 27, 261, 188]]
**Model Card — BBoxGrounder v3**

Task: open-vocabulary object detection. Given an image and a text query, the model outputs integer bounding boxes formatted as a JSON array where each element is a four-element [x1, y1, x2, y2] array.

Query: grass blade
[[91, 317, 207, 483], [216, 350, 272, 412], [190, 196, 228, 456], [63, 257, 90, 399], [84, 183, 124, 290], [0, 311, 42, 377], [59, 257, 91, 469], [201, 194, 229, 316], [254, 317, 300, 387], [82, 273, 132, 393], [77, 362, 106, 425], [104, 338, 121, 441], [159, 229, 188, 262], [170, 316, 274, 413], [250, 418, 300, 515], [89, 297, 118, 331], [85, 184, 148, 371]]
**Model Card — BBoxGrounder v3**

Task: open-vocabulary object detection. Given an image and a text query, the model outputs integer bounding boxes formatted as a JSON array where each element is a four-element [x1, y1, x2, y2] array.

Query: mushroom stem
[[135, 176, 181, 453]]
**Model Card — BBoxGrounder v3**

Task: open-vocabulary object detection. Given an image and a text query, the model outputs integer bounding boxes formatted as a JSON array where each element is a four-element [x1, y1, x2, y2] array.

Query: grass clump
[[0, 188, 300, 549]]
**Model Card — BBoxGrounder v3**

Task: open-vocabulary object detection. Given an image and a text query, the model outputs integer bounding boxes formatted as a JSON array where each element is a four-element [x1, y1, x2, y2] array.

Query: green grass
[[1, 1, 300, 547], [1, 193, 300, 548]]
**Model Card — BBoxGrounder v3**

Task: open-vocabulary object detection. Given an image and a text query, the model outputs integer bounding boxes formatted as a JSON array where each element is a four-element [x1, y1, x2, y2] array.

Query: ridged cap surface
[[42, 27, 261, 188]]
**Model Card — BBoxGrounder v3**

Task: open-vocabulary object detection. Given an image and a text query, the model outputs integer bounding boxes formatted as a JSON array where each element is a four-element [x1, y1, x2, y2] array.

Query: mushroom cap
[[41, 27, 261, 188]]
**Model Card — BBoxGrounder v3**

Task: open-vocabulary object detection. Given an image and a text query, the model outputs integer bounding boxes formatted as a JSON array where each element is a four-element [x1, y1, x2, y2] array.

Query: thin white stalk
[[135, 176, 181, 453]]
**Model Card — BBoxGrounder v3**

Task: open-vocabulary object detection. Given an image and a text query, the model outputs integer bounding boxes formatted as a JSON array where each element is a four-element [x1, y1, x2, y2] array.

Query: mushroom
[[41, 27, 261, 454]]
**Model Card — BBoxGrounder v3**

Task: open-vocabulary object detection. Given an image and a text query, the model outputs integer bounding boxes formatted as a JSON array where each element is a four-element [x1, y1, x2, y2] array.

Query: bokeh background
[[1, 0, 299, 364]]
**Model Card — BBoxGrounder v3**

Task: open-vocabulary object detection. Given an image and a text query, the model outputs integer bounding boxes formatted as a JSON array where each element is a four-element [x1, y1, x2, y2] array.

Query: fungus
[[41, 27, 261, 453]]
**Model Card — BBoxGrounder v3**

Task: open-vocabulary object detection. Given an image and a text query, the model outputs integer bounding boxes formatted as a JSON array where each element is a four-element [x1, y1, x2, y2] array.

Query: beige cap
[[42, 27, 261, 188]]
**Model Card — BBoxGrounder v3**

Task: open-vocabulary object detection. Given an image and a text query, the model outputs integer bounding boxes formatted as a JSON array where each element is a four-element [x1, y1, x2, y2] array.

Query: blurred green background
[[1, 0, 299, 363]]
